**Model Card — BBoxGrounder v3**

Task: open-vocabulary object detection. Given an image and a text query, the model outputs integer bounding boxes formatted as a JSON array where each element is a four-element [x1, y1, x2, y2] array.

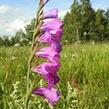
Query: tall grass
[[0, 43, 109, 109]]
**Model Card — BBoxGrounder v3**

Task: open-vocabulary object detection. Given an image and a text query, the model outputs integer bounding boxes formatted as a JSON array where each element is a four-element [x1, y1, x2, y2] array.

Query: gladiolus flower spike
[[32, 1, 63, 106]]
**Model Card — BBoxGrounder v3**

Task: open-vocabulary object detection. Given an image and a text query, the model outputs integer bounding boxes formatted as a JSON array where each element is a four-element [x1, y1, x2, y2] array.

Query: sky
[[0, 0, 109, 35]]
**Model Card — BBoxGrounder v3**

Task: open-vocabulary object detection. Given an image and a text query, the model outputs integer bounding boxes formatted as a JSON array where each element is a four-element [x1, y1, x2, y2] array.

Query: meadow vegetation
[[0, 43, 109, 109]]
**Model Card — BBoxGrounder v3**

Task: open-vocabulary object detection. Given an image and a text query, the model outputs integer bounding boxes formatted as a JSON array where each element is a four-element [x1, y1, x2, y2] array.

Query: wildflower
[[32, 1, 63, 106], [33, 87, 60, 105], [43, 9, 58, 19], [41, 18, 63, 34], [35, 47, 60, 63], [37, 29, 63, 44], [33, 62, 60, 88]]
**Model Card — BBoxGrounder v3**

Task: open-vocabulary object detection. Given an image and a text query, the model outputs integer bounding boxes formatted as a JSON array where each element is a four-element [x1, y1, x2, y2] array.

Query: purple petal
[[36, 29, 63, 44], [35, 47, 60, 63], [43, 9, 58, 19], [51, 42, 62, 53], [41, 18, 63, 34], [33, 62, 59, 75], [32, 87, 61, 105], [46, 73, 60, 88], [53, 29, 63, 42], [36, 31, 52, 44], [32, 62, 60, 87]]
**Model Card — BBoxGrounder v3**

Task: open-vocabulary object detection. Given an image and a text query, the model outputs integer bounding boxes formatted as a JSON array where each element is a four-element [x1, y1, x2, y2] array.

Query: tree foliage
[[63, 0, 109, 43]]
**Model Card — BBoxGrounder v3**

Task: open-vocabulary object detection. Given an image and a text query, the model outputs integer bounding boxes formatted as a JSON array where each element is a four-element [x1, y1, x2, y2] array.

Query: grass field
[[0, 43, 109, 109]]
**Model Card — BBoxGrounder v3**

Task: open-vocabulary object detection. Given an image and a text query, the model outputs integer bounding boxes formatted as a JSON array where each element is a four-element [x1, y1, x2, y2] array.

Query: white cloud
[[6, 18, 27, 33], [0, 5, 11, 14], [0, 4, 69, 35], [0, 5, 31, 35]]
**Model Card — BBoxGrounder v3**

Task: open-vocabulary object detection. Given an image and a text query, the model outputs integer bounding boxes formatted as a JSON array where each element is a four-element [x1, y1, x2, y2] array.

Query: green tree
[[80, 0, 95, 41], [2, 36, 11, 46], [63, 0, 81, 43], [0, 37, 4, 46], [94, 9, 107, 41], [25, 18, 35, 41], [10, 36, 16, 46], [63, 0, 96, 42], [11, 29, 26, 45], [63, 12, 73, 43], [105, 8, 109, 40], [71, 0, 81, 41]]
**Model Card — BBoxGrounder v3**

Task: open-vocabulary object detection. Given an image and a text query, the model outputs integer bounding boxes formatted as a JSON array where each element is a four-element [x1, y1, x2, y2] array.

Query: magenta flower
[[33, 62, 59, 75], [33, 62, 60, 87], [41, 19, 63, 34], [32, 3, 63, 105], [53, 29, 63, 42], [51, 41, 62, 53], [36, 29, 63, 44], [43, 9, 58, 19], [32, 87, 60, 105], [36, 31, 52, 44], [35, 47, 60, 63], [45, 73, 60, 88]]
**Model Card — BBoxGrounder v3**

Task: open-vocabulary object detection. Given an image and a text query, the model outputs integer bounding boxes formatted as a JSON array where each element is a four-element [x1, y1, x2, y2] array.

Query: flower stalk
[[25, 0, 63, 108], [25, 1, 44, 109]]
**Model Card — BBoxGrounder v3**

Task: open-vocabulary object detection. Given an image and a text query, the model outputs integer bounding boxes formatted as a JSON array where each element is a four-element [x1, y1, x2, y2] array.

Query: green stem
[[25, 2, 44, 109]]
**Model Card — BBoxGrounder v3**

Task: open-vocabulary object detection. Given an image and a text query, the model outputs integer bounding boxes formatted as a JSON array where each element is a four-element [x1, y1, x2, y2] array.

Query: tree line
[[1, 0, 109, 46], [63, 0, 109, 43]]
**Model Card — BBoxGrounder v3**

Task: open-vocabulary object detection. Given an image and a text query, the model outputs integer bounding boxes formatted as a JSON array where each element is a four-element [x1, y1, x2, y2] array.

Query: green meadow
[[0, 43, 109, 109]]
